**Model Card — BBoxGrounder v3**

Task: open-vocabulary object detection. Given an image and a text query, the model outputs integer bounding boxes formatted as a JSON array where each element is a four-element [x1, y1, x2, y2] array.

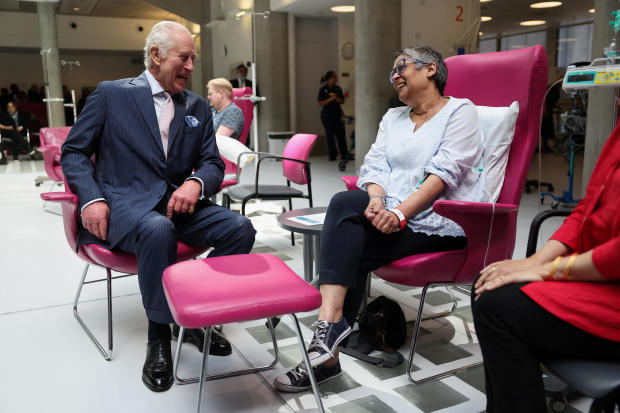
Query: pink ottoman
[[163, 253, 324, 413]]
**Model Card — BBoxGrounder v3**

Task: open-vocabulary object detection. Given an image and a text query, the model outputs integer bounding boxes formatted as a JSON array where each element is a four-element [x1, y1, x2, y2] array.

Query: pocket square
[[184, 115, 200, 127]]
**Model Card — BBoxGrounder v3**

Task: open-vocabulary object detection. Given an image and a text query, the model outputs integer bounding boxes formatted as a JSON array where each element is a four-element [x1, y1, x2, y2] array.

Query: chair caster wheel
[[338, 160, 346, 171], [551, 200, 560, 209], [548, 397, 567, 412]]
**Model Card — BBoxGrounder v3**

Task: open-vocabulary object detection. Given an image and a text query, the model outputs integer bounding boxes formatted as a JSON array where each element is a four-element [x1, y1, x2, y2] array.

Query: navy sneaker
[[307, 318, 351, 367], [274, 361, 342, 393]]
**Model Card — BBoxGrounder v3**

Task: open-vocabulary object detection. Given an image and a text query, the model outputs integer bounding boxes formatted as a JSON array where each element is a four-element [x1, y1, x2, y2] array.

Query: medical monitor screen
[[567, 73, 594, 83]]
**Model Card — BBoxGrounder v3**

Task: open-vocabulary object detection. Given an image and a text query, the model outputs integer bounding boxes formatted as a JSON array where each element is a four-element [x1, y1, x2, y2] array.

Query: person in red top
[[472, 122, 620, 413]]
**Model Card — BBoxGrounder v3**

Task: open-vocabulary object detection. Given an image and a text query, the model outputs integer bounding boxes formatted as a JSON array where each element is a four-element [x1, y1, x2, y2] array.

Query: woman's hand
[[370, 209, 400, 234], [364, 197, 385, 221], [475, 258, 538, 290], [474, 266, 547, 300]]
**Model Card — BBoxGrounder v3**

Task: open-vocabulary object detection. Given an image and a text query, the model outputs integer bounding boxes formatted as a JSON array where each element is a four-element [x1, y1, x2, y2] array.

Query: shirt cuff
[[186, 176, 205, 200], [81, 198, 106, 214]]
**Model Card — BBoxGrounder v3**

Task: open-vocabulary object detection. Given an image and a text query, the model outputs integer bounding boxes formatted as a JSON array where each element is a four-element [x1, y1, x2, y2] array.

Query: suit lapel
[[129, 73, 164, 155], [167, 92, 188, 155]]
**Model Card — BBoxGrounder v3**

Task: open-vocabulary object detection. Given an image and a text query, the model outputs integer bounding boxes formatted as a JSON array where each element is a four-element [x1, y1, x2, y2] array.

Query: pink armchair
[[41, 183, 209, 360], [351, 45, 548, 383]]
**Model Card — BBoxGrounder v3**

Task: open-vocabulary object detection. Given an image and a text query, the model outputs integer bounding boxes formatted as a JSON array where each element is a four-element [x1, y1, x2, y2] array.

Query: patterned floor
[[221, 206, 591, 413]]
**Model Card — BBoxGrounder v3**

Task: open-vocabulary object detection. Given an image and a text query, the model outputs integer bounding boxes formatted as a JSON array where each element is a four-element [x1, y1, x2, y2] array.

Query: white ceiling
[[0, 0, 597, 36]]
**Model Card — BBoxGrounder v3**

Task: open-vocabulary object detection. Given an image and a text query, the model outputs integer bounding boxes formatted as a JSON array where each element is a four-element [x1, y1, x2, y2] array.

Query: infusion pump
[[563, 58, 620, 90]]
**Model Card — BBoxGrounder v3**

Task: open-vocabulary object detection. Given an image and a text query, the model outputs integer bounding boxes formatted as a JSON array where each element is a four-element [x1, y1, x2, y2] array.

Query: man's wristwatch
[[390, 208, 407, 231]]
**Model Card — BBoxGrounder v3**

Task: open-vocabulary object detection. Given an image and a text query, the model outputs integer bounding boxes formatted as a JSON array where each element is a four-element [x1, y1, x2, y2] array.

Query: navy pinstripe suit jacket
[[60, 72, 225, 248]]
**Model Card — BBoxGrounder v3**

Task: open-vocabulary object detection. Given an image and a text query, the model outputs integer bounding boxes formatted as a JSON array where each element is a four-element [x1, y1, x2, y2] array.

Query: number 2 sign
[[456, 5, 464, 21]]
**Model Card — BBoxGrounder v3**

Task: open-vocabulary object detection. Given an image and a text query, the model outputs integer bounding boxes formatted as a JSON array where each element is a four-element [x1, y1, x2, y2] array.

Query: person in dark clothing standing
[[318, 71, 348, 161], [0, 101, 35, 161]]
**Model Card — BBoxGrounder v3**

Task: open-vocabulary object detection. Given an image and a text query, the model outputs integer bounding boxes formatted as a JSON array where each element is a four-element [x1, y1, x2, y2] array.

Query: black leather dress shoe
[[142, 339, 174, 392], [172, 324, 232, 356]]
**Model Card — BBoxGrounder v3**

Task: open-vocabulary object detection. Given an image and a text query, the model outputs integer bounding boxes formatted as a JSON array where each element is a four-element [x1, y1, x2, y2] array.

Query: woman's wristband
[[390, 208, 407, 231]]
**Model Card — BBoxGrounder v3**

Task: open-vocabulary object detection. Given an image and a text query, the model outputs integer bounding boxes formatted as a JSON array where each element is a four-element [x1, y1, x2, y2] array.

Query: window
[[500, 31, 546, 51], [479, 38, 497, 53], [557, 23, 593, 67]]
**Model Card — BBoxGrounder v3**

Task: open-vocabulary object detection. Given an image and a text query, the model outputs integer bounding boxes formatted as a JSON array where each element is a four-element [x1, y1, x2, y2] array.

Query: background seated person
[[0, 101, 35, 161], [473, 124, 620, 413], [274, 45, 486, 392], [206, 78, 244, 141], [229, 63, 252, 89]]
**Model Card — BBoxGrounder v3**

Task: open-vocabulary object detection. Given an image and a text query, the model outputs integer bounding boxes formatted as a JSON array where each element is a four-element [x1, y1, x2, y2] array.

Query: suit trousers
[[318, 190, 466, 327], [1, 130, 29, 160], [117, 200, 256, 324], [471, 279, 620, 413]]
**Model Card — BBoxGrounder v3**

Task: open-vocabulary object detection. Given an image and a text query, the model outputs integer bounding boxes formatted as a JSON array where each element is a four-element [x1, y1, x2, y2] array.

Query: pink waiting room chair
[[223, 133, 318, 216], [341, 45, 548, 384], [36, 126, 72, 191], [40, 183, 210, 360]]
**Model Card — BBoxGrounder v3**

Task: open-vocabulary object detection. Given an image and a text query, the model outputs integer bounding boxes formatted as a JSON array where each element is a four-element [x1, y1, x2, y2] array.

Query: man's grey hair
[[394, 46, 448, 95], [143, 21, 192, 70]]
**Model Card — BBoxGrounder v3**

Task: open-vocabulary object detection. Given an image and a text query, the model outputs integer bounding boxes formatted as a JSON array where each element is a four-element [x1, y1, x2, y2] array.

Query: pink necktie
[[158, 92, 174, 158]]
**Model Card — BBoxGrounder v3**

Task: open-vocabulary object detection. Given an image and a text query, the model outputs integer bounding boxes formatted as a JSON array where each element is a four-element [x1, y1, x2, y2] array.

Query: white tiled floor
[[0, 152, 587, 413]]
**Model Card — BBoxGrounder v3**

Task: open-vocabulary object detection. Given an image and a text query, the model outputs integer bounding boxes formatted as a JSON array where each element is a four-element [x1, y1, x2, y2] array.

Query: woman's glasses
[[389, 57, 429, 84]]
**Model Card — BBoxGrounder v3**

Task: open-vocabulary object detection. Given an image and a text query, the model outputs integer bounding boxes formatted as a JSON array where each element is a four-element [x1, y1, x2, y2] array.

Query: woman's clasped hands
[[474, 257, 548, 300], [363, 196, 400, 234]]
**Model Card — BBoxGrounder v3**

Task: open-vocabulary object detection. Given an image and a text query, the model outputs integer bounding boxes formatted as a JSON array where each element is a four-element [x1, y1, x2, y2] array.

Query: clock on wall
[[341, 42, 354, 60]]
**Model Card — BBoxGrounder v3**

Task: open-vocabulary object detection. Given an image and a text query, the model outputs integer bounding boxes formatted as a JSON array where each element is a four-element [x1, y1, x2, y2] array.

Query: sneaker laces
[[309, 320, 331, 353], [289, 363, 308, 381]]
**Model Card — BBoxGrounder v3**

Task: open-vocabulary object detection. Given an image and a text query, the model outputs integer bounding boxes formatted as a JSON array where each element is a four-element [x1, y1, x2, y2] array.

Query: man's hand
[[81, 201, 110, 240], [167, 179, 202, 219], [16, 126, 23, 132]]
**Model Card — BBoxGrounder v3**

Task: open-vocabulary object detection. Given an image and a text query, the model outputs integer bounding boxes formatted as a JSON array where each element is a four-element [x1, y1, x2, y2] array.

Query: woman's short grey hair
[[143, 21, 192, 70], [394, 46, 448, 95]]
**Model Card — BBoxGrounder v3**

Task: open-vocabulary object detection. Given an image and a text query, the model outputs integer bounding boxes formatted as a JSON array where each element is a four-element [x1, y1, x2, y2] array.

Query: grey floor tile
[[297, 314, 317, 329], [414, 289, 462, 307], [246, 321, 296, 344], [330, 395, 399, 413], [452, 306, 474, 323], [267, 343, 302, 369], [319, 370, 362, 394], [406, 320, 431, 337], [352, 354, 418, 380], [415, 339, 474, 365], [384, 281, 418, 292], [395, 380, 470, 413], [454, 364, 486, 393], [251, 245, 277, 253], [273, 253, 293, 261]]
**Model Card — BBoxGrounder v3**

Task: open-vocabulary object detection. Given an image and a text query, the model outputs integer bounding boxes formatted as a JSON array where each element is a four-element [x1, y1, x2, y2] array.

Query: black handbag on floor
[[341, 295, 407, 367]]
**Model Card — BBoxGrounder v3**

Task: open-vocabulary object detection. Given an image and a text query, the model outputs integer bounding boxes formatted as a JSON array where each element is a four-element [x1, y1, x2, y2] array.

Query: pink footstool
[[163, 253, 324, 413]]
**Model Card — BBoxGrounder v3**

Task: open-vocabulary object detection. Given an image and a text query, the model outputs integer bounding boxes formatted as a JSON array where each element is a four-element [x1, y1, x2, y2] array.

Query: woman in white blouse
[[274, 46, 485, 392]]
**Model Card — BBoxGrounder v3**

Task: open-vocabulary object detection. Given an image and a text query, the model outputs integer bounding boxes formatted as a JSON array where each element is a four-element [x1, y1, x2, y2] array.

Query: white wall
[[0, 12, 161, 51], [208, 0, 253, 80], [295, 16, 339, 137], [401, 0, 479, 57]]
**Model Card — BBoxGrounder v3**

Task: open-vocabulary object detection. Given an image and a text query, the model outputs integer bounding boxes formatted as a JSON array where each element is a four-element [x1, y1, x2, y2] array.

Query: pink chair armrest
[[340, 176, 359, 191], [432, 200, 519, 282], [40, 192, 78, 206]]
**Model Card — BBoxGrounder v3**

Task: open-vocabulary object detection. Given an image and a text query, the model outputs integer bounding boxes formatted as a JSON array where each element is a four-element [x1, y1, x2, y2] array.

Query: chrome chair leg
[[174, 317, 280, 385], [420, 285, 459, 322], [406, 283, 482, 384], [289, 313, 325, 413], [73, 263, 113, 360]]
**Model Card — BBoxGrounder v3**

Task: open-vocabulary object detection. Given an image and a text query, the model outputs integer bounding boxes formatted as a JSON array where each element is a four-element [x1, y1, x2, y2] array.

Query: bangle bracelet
[[561, 253, 578, 280], [369, 193, 385, 204], [545, 256, 562, 281]]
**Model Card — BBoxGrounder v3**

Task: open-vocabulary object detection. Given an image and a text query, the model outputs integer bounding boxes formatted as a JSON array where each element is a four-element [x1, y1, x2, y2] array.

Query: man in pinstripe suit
[[61, 21, 256, 392]]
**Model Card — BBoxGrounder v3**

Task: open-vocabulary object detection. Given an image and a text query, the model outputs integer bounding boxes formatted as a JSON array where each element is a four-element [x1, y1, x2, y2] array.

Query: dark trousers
[[318, 190, 465, 327], [1, 130, 29, 160], [117, 200, 256, 324], [321, 115, 348, 160], [471, 279, 620, 413]]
